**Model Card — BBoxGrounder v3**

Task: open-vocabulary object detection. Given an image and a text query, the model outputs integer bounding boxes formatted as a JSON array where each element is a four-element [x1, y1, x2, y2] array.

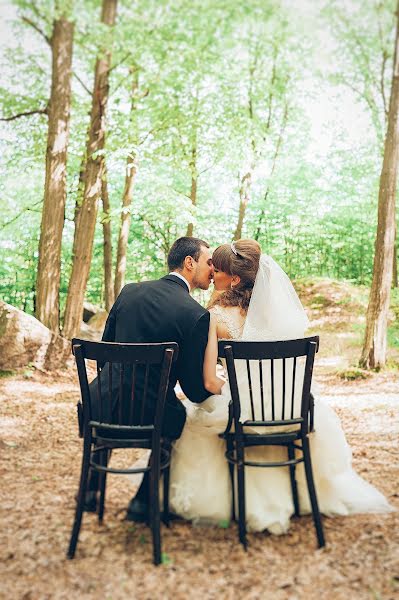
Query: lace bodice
[[209, 305, 245, 339]]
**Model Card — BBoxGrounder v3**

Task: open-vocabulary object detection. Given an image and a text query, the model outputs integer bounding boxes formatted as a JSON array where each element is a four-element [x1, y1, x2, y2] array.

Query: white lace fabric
[[210, 305, 245, 340]]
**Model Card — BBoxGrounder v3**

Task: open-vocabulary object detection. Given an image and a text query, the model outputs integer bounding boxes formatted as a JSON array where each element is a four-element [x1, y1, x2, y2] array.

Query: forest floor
[[0, 278, 398, 600]]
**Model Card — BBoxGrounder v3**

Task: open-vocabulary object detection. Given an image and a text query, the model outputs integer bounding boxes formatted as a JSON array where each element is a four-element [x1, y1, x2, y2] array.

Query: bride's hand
[[204, 375, 226, 395]]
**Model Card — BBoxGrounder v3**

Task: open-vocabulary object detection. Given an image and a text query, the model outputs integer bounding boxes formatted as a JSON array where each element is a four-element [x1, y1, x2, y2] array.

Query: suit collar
[[162, 274, 190, 292]]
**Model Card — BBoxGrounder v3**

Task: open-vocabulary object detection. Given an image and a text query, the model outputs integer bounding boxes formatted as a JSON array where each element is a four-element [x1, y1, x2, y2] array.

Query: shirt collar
[[169, 272, 191, 292]]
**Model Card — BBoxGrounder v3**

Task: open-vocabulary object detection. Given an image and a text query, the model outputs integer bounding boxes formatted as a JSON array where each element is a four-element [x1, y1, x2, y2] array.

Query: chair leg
[[226, 438, 236, 521], [236, 448, 247, 550], [98, 449, 109, 523], [302, 437, 325, 548], [288, 444, 300, 517], [67, 437, 91, 559], [149, 455, 162, 565], [162, 464, 170, 527]]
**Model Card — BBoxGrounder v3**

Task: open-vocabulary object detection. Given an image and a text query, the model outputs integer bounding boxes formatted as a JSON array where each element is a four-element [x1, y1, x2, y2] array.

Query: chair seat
[[94, 436, 153, 449], [94, 426, 171, 450]]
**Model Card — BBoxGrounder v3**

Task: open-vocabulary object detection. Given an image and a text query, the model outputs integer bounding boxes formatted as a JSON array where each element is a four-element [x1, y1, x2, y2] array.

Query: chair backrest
[[72, 339, 179, 435], [218, 337, 318, 433]]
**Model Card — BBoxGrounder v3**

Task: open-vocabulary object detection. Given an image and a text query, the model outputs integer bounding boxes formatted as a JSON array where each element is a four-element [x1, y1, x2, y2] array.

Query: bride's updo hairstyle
[[209, 239, 261, 312]]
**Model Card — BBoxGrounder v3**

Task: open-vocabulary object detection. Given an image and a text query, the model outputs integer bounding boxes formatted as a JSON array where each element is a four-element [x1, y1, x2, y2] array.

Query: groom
[[87, 237, 213, 520]]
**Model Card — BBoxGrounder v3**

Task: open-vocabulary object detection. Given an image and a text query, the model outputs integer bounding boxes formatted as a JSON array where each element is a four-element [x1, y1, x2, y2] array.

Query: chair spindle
[[259, 360, 265, 421], [291, 357, 297, 419], [246, 360, 255, 420], [129, 363, 136, 424], [271, 359, 275, 420]]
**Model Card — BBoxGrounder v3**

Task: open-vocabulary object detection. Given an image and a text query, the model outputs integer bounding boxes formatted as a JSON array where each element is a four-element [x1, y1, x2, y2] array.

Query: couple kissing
[[85, 236, 392, 531]]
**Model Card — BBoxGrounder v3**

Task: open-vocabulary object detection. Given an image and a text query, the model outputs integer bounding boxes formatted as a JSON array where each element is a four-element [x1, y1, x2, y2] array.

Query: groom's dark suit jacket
[[89, 275, 211, 440]]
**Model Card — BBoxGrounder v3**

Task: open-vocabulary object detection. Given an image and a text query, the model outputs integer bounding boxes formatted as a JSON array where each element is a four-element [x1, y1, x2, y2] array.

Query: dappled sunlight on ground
[[0, 280, 398, 599], [0, 369, 397, 599]]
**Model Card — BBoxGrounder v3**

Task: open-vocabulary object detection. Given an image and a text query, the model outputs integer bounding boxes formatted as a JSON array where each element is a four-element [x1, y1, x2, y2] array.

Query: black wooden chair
[[67, 339, 178, 565], [218, 337, 325, 550]]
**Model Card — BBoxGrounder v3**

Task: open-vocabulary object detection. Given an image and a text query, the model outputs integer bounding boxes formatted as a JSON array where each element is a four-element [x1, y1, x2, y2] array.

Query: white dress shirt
[[169, 271, 191, 292]]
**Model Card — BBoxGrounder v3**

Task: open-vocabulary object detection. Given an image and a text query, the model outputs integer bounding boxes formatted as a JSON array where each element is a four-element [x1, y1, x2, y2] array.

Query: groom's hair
[[168, 237, 210, 271]]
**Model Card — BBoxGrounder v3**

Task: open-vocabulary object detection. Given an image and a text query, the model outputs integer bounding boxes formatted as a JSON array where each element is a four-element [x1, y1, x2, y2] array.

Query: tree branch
[[110, 71, 132, 97], [138, 118, 168, 146], [0, 200, 43, 230], [377, 15, 389, 121], [341, 14, 380, 93], [198, 160, 218, 177], [21, 16, 51, 46], [109, 52, 132, 73], [0, 107, 48, 121], [265, 44, 279, 133], [380, 50, 389, 121], [29, 2, 51, 27], [73, 71, 92, 96], [171, 186, 191, 200], [254, 100, 289, 240]]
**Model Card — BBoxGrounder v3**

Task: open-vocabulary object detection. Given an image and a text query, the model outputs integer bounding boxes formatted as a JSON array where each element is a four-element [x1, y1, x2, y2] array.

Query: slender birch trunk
[[114, 69, 139, 298], [101, 166, 114, 311], [254, 102, 288, 241], [186, 145, 197, 237], [360, 3, 399, 368], [393, 222, 398, 287], [233, 170, 252, 241], [35, 15, 74, 332], [63, 0, 117, 338], [233, 58, 257, 241]]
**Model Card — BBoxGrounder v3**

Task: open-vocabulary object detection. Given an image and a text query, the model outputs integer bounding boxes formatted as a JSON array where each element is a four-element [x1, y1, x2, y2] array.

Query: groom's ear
[[183, 255, 195, 271]]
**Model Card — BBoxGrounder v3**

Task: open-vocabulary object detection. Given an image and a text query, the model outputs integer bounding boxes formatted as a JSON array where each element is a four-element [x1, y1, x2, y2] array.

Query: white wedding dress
[[169, 304, 393, 534]]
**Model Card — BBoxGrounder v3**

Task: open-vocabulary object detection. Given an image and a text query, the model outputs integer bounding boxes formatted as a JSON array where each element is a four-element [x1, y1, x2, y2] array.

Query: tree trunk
[[186, 145, 197, 237], [63, 0, 117, 339], [114, 69, 139, 298], [360, 4, 399, 369], [101, 165, 114, 311], [233, 58, 257, 242], [71, 151, 86, 260], [254, 102, 288, 241], [114, 155, 137, 297], [233, 171, 251, 240], [35, 16, 74, 332], [393, 221, 398, 287]]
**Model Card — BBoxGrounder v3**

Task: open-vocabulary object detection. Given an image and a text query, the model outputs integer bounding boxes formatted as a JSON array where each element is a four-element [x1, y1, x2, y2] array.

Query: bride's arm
[[203, 312, 225, 394]]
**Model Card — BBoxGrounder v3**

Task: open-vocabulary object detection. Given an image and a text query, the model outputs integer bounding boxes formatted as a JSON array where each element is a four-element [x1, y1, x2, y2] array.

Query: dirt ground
[[1, 280, 398, 599]]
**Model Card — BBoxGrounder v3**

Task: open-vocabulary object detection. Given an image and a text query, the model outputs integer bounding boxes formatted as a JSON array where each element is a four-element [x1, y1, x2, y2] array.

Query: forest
[[1, 2, 399, 598], [0, 0, 398, 368]]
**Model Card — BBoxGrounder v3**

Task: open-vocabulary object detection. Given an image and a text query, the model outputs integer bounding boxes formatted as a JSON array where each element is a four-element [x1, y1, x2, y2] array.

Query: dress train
[[169, 389, 393, 533]]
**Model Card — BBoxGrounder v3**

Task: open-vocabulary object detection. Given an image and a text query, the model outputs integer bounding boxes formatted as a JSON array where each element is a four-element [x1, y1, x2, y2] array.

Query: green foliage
[[0, 0, 397, 312], [338, 367, 370, 381], [161, 552, 172, 565], [218, 519, 230, 528], [0, 370, 16, 378]]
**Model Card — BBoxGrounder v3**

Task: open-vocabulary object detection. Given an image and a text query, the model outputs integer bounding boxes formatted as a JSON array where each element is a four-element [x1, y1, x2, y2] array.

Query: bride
[[169, 239, 393, 534]]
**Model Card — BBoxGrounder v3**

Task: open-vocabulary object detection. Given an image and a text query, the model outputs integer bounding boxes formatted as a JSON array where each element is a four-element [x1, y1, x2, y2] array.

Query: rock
[[0, 301, 71, 370], [82, 301, 102, 323], [87, 310, 108, 332], [43, 332, 73, 370], [78, 310, 108, 342], [0, 301, 51, 369], [78, 321, 98, 342]]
